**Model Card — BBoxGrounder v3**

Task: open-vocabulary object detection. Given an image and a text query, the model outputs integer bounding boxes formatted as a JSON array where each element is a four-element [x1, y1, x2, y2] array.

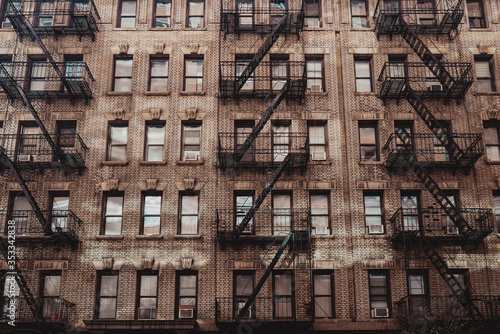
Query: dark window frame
[[178, 191, 200, 235], [153, 0, 172, 28], [95, 270, 119, 319], [101, 192, 125, 236], [467, 0, 486, 28], [272, 271, 295, 319], [48, 191, 70, 232], [181, 121, 202, 161], [117, 0, 137, 28], [407, 270, 430, 315], [313, 270, 334, 318], [363, 191, 384, 235], [233, 270, 255, 319], [234, 120, 256, 163], [149, 56, 169, 92], [136, 270, 159, 320], [354, 56, 373, 92], [39, 270, 62, 320], [113, 56, 133, 92], [107, 121, 129, 161], [475, 56, 496, 92], [144, 121, 166, 162], [401, 191, 421, 231], [359, 121, 379, 162], [306, 55, 325, 92], [368, 270, 391, 318], [175, 270, 198, 319], [140, 191, 162, 235], [309, 191, 330, 235]]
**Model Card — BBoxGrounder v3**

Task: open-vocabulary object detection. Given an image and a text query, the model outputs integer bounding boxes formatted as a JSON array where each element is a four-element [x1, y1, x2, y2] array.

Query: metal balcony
[[390, 207, 494, 242], [378, 62, 473, 101], [216, 208, 310, 245], [0, 133, 88, 173], [394, 295, 500, 321], [373, 0, 464, 37], [221, 8, 304, 35], [5, 0, 100, 40], [218, 132, 308, 170], [0, 297, 76, 325], [383, 133, 483, 170], [219, 61, 306, 99], [0, 62, 95, 102]]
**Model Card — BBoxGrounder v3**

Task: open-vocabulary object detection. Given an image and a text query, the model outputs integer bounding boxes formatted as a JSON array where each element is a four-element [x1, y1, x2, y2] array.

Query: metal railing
[[221, 8, 304, 34], [1, 297, 76, 323]]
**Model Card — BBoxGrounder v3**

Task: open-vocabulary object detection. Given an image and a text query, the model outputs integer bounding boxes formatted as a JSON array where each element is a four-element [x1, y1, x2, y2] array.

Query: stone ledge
[[102, 161, 129, 166], [135, 234, 164, 240], [95, 235, 124, 240], [106, 91, 133, 96], [174, 234, 202, 239], [139, 161, 167, 165], [144, 91, 171, 96], [176, 160, 204, 165], [179, 91, 206, 96]]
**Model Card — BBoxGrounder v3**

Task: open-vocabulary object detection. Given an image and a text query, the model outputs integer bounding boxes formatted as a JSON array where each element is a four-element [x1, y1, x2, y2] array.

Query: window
[[394, 121, 413, 151], [272, 121, 290, 162], [113, 57, 133, 91], [354, 57, 372, 92], [310, 193, 329, 235], [179, 193, 199, 235], [107, 123, 128, 161], [237, 0, 253, 28], [493, 191, 500, 231], [29, 59, 47, 91], [407, 271, 428, 315], [401, 192, 420, 231], [304, 0, 321, 28], [145, 123, 165, 161], [1, 1, 21, 29], [141, 193, 162, 235], [272, 192, 292, 234], [236, 55, 254, 92], [417, 0, 436, 25], [270, 0, 287, 24], [154, 0, 172, 27], [187, 0, 204, 28], [270, 55, 288, 92], [102, 193, 124, 235], [306, 56, 324, 92], [432, 121, 451, 162], [0, 55, 12, 92], [308, 122, 326, 161], [448, 270, 469, 317], [235, 121, 255, 163], [364, 192, 384, 234], [63, 55, 84, 91], [313, 272, 333, 318], [17, 123, 38, 162], [424, 54, 443, 91], [1, 274, 19, 319], [235, 192, 254, 233], [359, 122, 378, 162], [234, 272, 254, 319], [137, 272, 158, 319], [273, 272, 293, 318], [369, 271, 390, 318], [176, 272, 197, 319], [442, 192, 459, 235], [475, 58, 495, 92], [36, 1, 54, 27], [40, 271, 61, 320], [149, 57, 169, 92], [467, 0, 485, 28], [56, 121, 77, 154], [181, 122, 202, 161], [96, 271, 119, 319], [9, 193, 29, 235], [118, 0, 137, 28], [184, 57, 203, 91], [484, 123, 500, 161], [351, 0, 368, 28], [49, 192, 69, 232], [388, 55, 407, 79]]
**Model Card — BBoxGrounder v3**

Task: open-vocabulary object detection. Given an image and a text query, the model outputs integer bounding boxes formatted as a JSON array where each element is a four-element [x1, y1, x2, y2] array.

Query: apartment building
[[0, 0, 498, 333]]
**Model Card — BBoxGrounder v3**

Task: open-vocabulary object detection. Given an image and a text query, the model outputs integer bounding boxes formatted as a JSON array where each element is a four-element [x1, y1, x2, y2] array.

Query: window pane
[[185, 59, 203, 76], [189, 1, 204, 15], [355, 61, 370, 77], [110, 126, 128, 145], [487, 146, 500, 161], [180, 275, 197, 295], [408, 274, 425, 295], [144, 196, 161, 215], [365, 216, 382, 226], [364, 196, 381, 214], [156, 18, 170, 27], [314, 274, 331, 295], [274, 275, 292, 295], [156, 1, 171, 16], [147, 125, 165, 145], [140, 276, 158, 296], [315, 296, 332, 317], [106, 196, 123, 215], [43, 275, 61, 297], [122, 1, 137, 15], [110, 145, 127, 161], [100, 276, 118, 296], [274, 194, 291, 209], [115, 59, 133, 77], [309, 126, 325, 144], [143, 216, 161, 234], [182, 196, 199, 214], [13, 196, 30, 211], [99, 299, 116, 318], [104, 217, 122, 235], [311, 195, 328, 215], [236, 275, 253, 296], [351, 0, 366, 15], [485, 127, 499, 145], [147, 146, 164, 161], [356, 78, 371, 92], [477, 79, 492, 92], [181, 216, 198, 234], [51, 196, 69, 210], [475, 61, 491, 77], [151, 59, 168, 76]]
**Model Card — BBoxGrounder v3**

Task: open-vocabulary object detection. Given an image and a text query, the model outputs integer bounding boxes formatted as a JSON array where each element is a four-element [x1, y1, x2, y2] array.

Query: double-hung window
[[9, 193, 29, 235], [235, 192, 254, 233], [141, 193, 162, 235], [234, 272, 254, 318], [364, 192, 384, 234], [237, 0, 253, 28], [351, 0, 368, 28], [179, 193, 199, 235], [40, 271, 61, 319], [467, 0, 485, 28], [368, 271, 390, 318], [1, 274, 19, 319], [359, 122, 378, 161], [310, 193, 329, 235], [149, 57, 169, 92], [306, 56, 324, 92], [145, 123, 165, 161], [49, 192, 69, 232], [235, 121, 255, 163], [137, 272, 158, 319], [273, 272, 293, 318], [407, 271, 428, 315], [1, 1, 21, 29], [118, 0, 137, 28], [308, 122, 327, 161], [184, 57, 204, 91], [107, 123, 128, 161], [187, 0, 205, 28], [181, 122, 202, 161], [17, 124, 38, 162], [176, 272, 197, 319], [304, 0, 321, 28], [154, 0, 172, 28], [475, 58, 495, 92], [96, 271, 119, 319], [272, 122, 290, 162], [401, 193, 420, 231], [484, 123, 500, 161], [493, 191, 500, 232], [29, 60, 47, 91], [113, 58, 133, 91], [313, 272, 334, 318], [37, 1, 54, 27], [272, 192, 292, 234], [354, 57, 372, 92], [102, 193, 124, 235], [270, 56, 288, 92]]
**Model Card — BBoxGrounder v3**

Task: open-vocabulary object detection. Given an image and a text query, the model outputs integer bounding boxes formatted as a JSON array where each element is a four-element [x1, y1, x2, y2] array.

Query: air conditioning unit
[[315, 226, 329, 235], [372, 307, 389, 318], [310, 85, 322, 92], [138, 307, 156, 319], [179, 308, 194, 319], [368, 225, 384, 234], [311, 151, 326, 161], [18, 154, 33, 162], [429, 84, 443, 91], [184, 152, 199, 161], [447, 225, 459, 235], [237, 304, 253, 318]]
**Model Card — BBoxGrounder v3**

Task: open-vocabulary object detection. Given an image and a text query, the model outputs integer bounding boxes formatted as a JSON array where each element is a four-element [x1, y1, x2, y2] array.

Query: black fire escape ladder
[[233, 155, 291, 238], [236, 231, 293, 319], [235, 14, 288, 92]]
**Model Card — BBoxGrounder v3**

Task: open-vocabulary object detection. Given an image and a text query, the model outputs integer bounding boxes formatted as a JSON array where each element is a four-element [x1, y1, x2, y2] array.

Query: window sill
[[113, 28, 139, 31], [311, 235, 334, 239], [303, 27, 326, 31], [174, 234, 202, 239], [474, 92, 500, 96], [350, 28, 374, 31], [144, 91, 171, 96], [107, 91, 133, 96], [96, 235, 124, 240], [176, 160, 204, 165], [139, 160, 167, 165], [149, 27, 174, 31], [486, 160, 500, 165], [179, 91, 206, 96], [183, 27, 207, 31], [359, 161, 384, 165], [306, 92, 328, 96], [309, 159, 333, 165], [364, 234, 389, 239], [102, 161, 129, 166], [468, 28, 492, 32], [354, 92, 377, 96], [135, 234, 164, 240]]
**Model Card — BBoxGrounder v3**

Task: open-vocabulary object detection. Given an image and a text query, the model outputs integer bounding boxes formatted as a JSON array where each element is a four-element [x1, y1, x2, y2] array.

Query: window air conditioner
[[237, 305, 253, 318], [311, 151, 326, 161], [368, 225, 384, 234], [179, 308, 194, 319], [184, 152, 199, 161], [310, 85, 322, 92], [429, 84, 443, 91], [18, 154, 33, 162], [446, 225, 459, 235], [315, 226, 329, 235], [372, 307, 389, 318]]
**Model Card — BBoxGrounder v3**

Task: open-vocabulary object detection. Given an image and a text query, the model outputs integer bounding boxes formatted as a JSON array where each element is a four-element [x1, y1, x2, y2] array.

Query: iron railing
[[0, 133, 88, 172], [221, 8, 304, 34], [1, 297, 76, 323], [378, 62, 473, 100]]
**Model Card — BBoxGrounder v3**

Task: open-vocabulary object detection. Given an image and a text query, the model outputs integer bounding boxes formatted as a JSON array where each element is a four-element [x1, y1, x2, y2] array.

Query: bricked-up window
[[1, 1, 21, 29], [493, 192, 500, 231], [96, 271, 119, 319], [363, 192, 384, 234], [369, 270, 390, 318], [359, 122, 378, 162], [467, 0, 486, 28], [308, 121, 326, 161], [475, 57, 496, 92], [407, 271, 429, 315], [306, 56, 324, 92], [351, 0, 368, 28], [102, 193, 124, 235], [235, 191, 254, 233], [36, 1, 55, 27], [9, 193, 29, 235], [272, 192, 292, 234], [354, 57, 372, 92], [187, 0, 205, 28], [484, 123, 500, 161], [184, 56, 204, 91], [40, 271, 61, 319], [234, 272, 254, 319], [176, 271, 197, 319], [273, 272, 294, 318], [310, 192, 330, 235], [118, 0, 137, 28], [154, 0, 172, 28], [149, 57, 169, 92], [113, 57, 133, 91], [141, 192, 162, 235], [29, 59, 47, 91], [145, 122, 165, 161], [181, 122, 202, 161], [401, 192, 420, 231], [49, 192, 69, 232], [179, 193, 199, 235], [1, 273, 19, 319], [107, 123, 128, 161], [313, 271, 334, 318], [137, 271, 158, 319], [304, 0, 321, 28], [272, 121, 290, 162]]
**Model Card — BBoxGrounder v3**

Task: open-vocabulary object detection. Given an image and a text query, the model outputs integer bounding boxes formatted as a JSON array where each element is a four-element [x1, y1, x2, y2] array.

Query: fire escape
[[216, 0, 311, 327], [374, 0, 495, 322], [0, 0, 98, 329]]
